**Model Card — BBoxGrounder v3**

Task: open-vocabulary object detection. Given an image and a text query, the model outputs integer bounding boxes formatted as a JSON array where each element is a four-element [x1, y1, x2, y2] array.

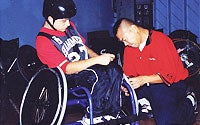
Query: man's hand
[[121, 86, 130, 96], [121, 76, 146, 96], [129, 76, 146, 89]]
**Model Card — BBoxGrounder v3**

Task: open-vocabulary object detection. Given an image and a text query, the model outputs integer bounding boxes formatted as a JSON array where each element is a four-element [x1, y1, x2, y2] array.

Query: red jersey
[[36, 21, 86, 72], [123, 30, 188, 85]]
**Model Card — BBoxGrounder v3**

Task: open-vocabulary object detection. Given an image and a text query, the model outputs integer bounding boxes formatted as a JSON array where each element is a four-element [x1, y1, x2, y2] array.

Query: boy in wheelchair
[[35, 0, 131, 124]]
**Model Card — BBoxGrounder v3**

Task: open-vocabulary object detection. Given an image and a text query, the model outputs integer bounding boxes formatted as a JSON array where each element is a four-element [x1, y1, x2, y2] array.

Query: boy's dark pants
[[66, 63, 123, 117]]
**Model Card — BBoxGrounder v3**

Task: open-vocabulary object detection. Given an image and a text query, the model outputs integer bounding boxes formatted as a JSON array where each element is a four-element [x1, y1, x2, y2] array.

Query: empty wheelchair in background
[[17, 45, 45, 82], [173, 38, 200, 77], [18, 45, 139, 125], [169, 30, 200, 77], [169, 30, 200, 103]]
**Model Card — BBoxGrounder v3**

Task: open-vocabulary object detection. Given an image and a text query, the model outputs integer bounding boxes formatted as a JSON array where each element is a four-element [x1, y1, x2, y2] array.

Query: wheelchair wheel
[[123, 74, 139, 115], [20, 67, 67, 125], [173, 39, 200, 77]]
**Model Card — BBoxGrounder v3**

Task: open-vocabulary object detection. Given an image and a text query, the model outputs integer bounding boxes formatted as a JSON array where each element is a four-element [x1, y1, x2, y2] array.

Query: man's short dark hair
[[113, 18, 147, 37]]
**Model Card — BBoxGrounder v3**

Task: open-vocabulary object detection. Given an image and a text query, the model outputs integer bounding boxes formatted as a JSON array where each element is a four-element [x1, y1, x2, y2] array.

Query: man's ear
[[130, 25, 138, 33]]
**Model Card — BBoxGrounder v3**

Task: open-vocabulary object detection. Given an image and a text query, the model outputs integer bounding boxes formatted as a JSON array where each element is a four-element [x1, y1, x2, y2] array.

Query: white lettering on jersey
[[52, 35, 88, 61]]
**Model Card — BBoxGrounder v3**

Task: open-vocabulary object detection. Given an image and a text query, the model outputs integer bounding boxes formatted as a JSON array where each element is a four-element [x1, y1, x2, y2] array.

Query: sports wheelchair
[[169, 30, 200, 77], [17, 45, 139, 125]]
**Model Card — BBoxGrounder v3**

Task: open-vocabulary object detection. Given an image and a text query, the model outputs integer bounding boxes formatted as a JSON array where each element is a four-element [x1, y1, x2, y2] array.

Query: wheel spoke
[[34, 86, 49, 123]]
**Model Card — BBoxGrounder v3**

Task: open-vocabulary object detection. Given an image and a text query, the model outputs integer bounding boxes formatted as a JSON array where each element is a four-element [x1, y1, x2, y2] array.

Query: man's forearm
[[144, 74, 163, 84]]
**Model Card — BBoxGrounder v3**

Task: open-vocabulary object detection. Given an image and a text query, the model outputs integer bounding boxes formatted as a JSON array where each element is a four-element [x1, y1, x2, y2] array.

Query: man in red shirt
[[36, 0, 123, 124], [113, 18, 197, 124]]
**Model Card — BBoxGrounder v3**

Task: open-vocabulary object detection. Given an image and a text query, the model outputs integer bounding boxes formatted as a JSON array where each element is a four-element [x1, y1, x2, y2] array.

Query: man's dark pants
[[136, 81, 196, 124]]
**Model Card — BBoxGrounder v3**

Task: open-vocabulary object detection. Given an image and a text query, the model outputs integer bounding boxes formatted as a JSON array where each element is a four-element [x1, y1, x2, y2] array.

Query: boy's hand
[[97, 53, 115, 65]]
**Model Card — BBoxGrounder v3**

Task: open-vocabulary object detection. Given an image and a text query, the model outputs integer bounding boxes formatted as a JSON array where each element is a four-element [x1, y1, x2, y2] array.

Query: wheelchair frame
[[17, 45, 139, 125]]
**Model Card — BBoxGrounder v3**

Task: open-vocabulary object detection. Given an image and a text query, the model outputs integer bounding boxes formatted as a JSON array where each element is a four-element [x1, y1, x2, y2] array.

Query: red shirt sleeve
[[36, 36, 69, 71], [123, 47, 138, 77], [151, 31, 188, 84]]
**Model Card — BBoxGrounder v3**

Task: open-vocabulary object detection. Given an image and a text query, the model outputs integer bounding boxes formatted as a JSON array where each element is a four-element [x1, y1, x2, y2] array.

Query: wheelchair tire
[[173, 39, 200, 77], [20, 67, 67, 125], [123, 74, 139, 115]]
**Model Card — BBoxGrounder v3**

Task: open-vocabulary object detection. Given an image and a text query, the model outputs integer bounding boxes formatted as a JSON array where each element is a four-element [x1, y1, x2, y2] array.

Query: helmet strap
[[46, 19, 57, 31]]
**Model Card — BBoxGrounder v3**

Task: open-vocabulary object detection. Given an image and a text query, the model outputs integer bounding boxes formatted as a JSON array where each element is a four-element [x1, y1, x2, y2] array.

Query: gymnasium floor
[[63, 105, 200, 125], [0, 98, 199, 125]]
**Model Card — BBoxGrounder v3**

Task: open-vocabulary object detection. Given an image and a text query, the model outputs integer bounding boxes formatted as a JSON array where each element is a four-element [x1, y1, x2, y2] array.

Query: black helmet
[[43, 0, 77, 20]]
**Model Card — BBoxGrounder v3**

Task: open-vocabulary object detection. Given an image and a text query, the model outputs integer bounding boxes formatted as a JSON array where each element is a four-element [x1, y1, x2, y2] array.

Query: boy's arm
[[85, 45, 99, 57]]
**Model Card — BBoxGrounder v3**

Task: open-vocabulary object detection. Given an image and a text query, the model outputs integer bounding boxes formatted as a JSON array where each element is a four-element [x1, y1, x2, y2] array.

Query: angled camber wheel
[[17, 45, 44, 82], [20, 67, 67, 125], [173, 39, 200, 77], [122, 74, 139, 125], [122, 74, 139, 116]]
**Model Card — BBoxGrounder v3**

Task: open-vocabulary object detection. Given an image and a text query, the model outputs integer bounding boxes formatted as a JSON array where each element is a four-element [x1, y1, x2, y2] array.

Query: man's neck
[[139, 29, 149, 51]]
